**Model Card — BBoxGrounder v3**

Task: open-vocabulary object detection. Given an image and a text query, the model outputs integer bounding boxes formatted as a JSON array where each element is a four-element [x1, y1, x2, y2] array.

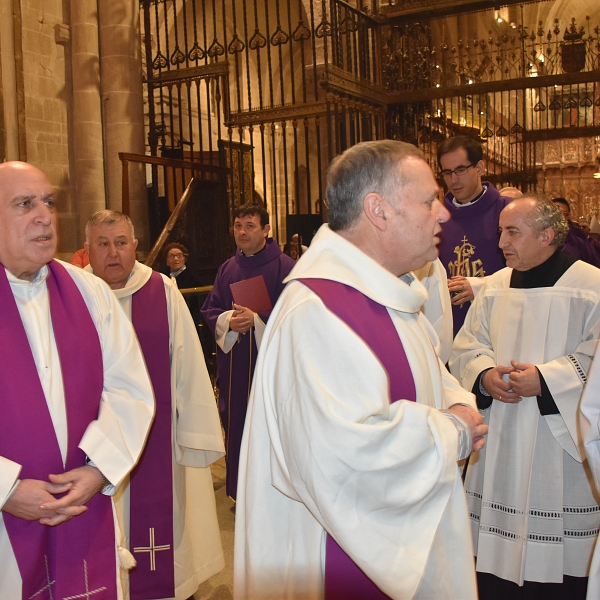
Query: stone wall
[[15, 0, 77, 257]]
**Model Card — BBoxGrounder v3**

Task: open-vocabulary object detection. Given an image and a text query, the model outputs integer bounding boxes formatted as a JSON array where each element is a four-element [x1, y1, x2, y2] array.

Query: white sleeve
[[0, 458, 22, 508], [466, 276, 486, 298], [215, 310, 239, 353], [449, 283, 496, 392], [167, 281, 225, 467]]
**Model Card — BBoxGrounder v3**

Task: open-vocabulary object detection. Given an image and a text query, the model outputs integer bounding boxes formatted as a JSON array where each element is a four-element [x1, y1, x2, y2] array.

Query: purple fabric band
[[299, 278, 417, 600], [129, 271, 175, 599], [0, 260, 116, 599]]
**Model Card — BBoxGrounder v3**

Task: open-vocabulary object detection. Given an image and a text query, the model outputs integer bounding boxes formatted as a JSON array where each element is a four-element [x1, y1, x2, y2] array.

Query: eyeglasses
[[167, 253, 185, 260], [439, 163, 476, 179]]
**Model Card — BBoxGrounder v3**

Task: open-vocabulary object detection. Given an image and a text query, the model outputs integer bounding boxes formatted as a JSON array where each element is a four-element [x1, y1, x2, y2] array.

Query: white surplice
[[450, 262, 600, 586], [414, 258, 453, 364], [0, 260, 155, 599], [107, 262, 225, 600], [234, 224, 478, 600]]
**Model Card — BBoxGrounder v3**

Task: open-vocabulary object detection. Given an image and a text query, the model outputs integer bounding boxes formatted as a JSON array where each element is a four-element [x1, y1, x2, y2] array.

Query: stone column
[[0, 0, 24, 161], [71, 0, 106, 240], [98, 0, 148, 250]]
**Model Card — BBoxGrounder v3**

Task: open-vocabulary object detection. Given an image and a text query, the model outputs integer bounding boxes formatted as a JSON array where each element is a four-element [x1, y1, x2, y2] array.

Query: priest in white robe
[[0, 162, 154, 599], [450, 196, 600, 599], [86, 210, 225, 600], [234, 140, 488, 600]]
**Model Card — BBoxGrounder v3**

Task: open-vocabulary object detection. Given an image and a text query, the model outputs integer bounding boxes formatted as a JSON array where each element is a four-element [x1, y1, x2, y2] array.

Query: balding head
[[0, 162, 57, 280], [498, 196, 567, 271]]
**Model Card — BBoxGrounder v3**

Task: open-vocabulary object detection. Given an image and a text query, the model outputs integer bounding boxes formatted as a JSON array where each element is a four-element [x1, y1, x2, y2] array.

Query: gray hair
[[325, 140, 426, 231], [85, 210, 135, 243], [521, 195, 569, 247]]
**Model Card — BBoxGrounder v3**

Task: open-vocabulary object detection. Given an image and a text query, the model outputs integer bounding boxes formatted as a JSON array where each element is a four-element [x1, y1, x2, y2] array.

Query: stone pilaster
[[70, 0, 106, 241], [98, 0, 148, 250]]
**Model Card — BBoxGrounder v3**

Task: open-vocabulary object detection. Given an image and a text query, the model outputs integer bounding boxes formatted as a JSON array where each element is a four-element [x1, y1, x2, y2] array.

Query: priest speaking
[[234, 140, 487, 599], [0, 161, 154, 598]]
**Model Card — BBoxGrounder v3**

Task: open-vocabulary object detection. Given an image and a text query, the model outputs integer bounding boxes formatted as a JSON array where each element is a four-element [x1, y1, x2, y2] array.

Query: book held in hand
[[230, 275, 273, 313]]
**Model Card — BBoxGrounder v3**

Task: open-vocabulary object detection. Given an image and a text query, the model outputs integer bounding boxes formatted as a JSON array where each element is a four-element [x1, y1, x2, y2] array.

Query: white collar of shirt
[[452, 183, 488, 208], [6, 264, 49, 287]]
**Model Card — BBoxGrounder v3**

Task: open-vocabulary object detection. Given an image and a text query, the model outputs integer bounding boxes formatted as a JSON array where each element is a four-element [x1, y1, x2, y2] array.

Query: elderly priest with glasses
[[0, 162, 154, 599]]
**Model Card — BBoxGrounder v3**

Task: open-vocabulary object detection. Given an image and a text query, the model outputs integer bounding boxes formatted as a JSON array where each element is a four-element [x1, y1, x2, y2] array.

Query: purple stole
[[0, 260, 117, 599], [128, 271, 175, 599], [299, 279, 417, 600]]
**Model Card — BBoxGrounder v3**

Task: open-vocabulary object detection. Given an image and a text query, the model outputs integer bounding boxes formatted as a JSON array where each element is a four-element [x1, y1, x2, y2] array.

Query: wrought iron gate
[[140, 0, 600, 241]]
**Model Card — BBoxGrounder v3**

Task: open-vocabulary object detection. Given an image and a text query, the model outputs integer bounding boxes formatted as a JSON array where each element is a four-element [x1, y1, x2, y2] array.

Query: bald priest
[[0, 162, 154, 599]]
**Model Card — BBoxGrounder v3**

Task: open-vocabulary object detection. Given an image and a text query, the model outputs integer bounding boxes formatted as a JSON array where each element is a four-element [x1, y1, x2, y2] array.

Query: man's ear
[[133, 239, 139, 252], [84, 242, 90, 253], [539, 227, 555, 248], [263, 223, 271, 237], [475, 160, 485, 176], [363, 192, 388, 232]]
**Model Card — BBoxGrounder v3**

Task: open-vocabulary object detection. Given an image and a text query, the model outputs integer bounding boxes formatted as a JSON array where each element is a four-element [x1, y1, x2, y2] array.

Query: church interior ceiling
[[139, 0, 600, 238]]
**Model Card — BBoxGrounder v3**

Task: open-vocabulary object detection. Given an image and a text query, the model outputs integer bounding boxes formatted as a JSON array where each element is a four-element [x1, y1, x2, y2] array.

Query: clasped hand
[[482, 361, 542, 403], [1, 465, 104, 527], [448, 276, 475, 306], [229, 304, 255, 334]]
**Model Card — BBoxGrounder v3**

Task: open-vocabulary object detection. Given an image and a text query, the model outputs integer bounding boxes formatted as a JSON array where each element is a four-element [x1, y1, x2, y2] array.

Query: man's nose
[[33, 203, 53, 224]]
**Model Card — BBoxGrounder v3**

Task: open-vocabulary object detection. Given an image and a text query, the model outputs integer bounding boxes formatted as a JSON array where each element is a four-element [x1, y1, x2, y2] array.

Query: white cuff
[[216, 310, 239, 353]]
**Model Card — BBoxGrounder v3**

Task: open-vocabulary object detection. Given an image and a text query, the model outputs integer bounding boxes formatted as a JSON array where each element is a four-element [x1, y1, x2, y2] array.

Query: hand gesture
[[229, 304, 255, 334], [482, 366, 521, 403]]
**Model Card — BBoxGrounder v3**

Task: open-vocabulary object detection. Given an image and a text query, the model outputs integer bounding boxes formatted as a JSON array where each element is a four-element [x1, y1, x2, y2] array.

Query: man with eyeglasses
[[437, 135, 513, 335]]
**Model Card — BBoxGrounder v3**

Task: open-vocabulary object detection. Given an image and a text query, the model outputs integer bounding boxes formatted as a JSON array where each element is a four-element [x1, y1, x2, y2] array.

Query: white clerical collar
[[452, 183, 488, 208], [6, 264, 49, 286]]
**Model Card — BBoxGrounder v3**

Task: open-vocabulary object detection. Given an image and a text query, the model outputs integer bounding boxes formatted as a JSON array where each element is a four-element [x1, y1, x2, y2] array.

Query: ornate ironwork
[[383, 16, 600, 91]]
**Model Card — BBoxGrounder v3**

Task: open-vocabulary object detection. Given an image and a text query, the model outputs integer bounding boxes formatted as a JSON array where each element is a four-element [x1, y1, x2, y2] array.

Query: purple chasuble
[[438, 182, 512, 335], [0, 260, 116, 600], [201, 238, 295, 499], [299, 278, 417, 600], [129, 271, 175, 599]]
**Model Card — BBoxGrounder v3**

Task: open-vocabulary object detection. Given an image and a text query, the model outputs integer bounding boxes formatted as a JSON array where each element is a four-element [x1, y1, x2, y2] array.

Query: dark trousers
[[477, 572, 588, 600]]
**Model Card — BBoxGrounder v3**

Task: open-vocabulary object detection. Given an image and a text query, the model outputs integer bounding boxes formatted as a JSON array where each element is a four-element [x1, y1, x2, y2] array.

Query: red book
[[230, 275, 273, 313]]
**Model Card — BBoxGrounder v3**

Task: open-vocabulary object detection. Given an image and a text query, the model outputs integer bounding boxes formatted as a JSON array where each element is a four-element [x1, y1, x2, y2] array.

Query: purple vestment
[[562, 223, 600, 268], [438, 182, 512, 335], [129, 271, 175, 600], [0, 260, 117, 599], [201, 238, 295, 500], [300, 278, 417, 600]]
